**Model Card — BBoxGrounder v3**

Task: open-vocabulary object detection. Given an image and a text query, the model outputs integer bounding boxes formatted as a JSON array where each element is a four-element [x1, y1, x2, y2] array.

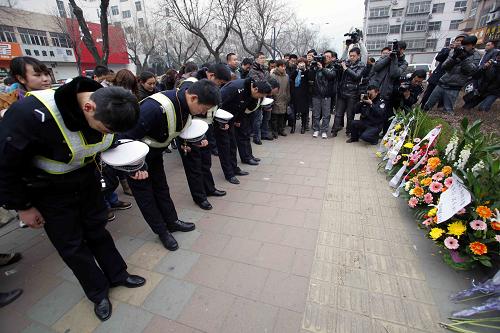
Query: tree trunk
[[99, 0, 110, 65]]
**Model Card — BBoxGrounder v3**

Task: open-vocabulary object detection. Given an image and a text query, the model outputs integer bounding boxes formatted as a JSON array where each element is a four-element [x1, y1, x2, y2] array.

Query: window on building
[[449, 19, 461, 29], [111, 6, 119, 15], [432, 3, 445, 13], [33, 49, 40, 56], [138, 17, 144, 27], [445, 38, 451, 46], [369, 6, 390, 18], [56, 0, 67, 17], [18, 28, 49, 46], [66, 49, 72, 56], [428, 21, 442, 31], [25, 49, 31, 55], [454, 1, 467, 12], [49, 50, 55, 57], [367, 24, 389, 34], [135, 1, 142, 11], [0, 25, 17, 42], [392, 8, 404, 17], [42, 50, 47, 56], [469, 0, 479, 18], [426, 39, 438, 49], [407, 1, 431, 14], [479, 14, 489, 27], [49, 32, 71, 48], [405, 39, 426, 49], [122, 10, 131, 19], [389, 25, 401, 34], [366, 39, 387, 51], [404, 20, 427, 32]]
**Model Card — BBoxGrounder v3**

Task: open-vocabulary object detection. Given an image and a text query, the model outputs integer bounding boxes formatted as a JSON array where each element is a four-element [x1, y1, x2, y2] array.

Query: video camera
[[452, 46, 468, 60], [310, 54, 325, 69], [344, 28, 362, 46], [391, 40, 400, 55]]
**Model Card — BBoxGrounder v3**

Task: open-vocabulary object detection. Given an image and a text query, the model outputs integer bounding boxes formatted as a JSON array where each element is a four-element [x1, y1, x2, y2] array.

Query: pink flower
[[424, 193, 434, 204], [469, 220, 487, 231], [457, 208, 466, 215], [429, 182, 443, 193], [444, 237, 459, 250], [410, 154, 419, 163], [496, 235, 500, 242], [408, 197, 418, 208], [422, 218, 433, 226], [413, 138, 421, 143], [432, 172, 445, 181], [444, 177, 453, 188], [428, 149, 439, 156]]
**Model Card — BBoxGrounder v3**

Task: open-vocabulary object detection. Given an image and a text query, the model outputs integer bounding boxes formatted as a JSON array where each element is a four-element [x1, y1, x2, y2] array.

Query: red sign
[[65, 18, 129, 68], [0, 42, 23, 60]]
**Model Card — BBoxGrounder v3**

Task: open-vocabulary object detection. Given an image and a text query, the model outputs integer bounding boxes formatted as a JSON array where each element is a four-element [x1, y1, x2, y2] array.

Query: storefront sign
[[0, 42, 22, 60]]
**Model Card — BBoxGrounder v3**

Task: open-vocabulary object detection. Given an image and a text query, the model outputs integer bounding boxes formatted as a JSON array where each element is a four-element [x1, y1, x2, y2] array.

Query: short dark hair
[[139, 71, 155, 83], [93, 65, 110, 78], [381, 47, 391, 53], [255, 51, 265, 58], [462, 36, 478, 46], [226, 53, 236, 61], [269, 60, 276, 65], [283, 53, 290, 58], [242, 58, 252, 66], [91, 87, 140, 132], [208, 63, 232, 82], [254, 80, 272, 94], [267, 77, 280, 90], [398, 41, 407, 50], [369, 57, 376, 63], [184, 61, 199, 73], [412, 69, 427, 79], [187, 79, 221, 106], [324, 50, 337, 58], [289, 54, 298, 59], [276, 59, 286, 67], [111, 69, 138, 96], [367, 85, 379, 91], [349, 47, 361, 55], [307, 49, 317, 55], [10, 56, 50, 83]]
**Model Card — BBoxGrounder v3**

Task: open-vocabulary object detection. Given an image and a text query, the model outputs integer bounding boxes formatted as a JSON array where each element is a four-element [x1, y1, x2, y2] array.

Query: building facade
[[363, 0, 466, 63], [459, 0, 500, 46]]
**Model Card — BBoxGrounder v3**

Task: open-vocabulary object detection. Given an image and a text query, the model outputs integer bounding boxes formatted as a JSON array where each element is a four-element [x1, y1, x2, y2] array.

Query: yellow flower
[[447, 221, 466, 238], [403, 142, 414, 149], [412, 187, 424, 197], [442, 166, 452, 176], [375, 151, 382, 158], [428, 207, 438, 217], [420, 178, 432, 187], [427, 157, 441, 171], [429, 228, 445, 240], [395, 124, 402, 131]]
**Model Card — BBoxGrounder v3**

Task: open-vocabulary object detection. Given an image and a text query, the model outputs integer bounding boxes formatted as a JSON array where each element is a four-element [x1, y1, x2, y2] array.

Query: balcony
[[458, 18, 475, 31]]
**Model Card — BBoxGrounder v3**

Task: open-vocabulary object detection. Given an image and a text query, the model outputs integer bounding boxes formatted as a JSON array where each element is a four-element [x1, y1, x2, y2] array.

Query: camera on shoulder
[[344, 28, 362, 47], [310, 54, 325, 69]]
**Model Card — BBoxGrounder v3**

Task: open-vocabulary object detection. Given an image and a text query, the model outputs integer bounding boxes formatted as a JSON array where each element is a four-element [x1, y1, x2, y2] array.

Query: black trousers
[[175, 136, 216, 204], [214, 120, 238, 179], [128, 151, 178, 235], [420, 82, 437, 108], [206, 125, 218, 154], [351, 120, 381, 145], [271, 113, 286, 135], [236, 113, 253, 163], [32, 168, 128, 303], [333, 96, 357, 134]]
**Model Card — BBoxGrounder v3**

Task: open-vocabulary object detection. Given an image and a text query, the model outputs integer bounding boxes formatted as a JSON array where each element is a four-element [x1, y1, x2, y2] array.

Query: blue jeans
[[423, 85, 459, 113], [478, 95, 498, 111], [253, 109, 262, 140], [105, 191, 119, 208]]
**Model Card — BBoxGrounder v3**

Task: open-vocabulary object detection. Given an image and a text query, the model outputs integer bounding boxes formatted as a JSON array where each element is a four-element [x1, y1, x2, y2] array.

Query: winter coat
[[270, 70, 290, 114], [439, 49, 481, 90], [480, 48, 499, 66], [427, 48, 451, 85], [308, 65, 337, 98], [137, 84, 156, 102], [359, 95, 386, 128], [473, 62, 500, 97], [248, 62, 270, 82], [220, 78, 259, 122], [338, 59, 365, 99], [369, 54, 408, 100]]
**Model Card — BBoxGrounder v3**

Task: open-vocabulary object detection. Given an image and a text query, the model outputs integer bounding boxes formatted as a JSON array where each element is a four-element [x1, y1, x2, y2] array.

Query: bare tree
[[68, 0, 110, 65], [0, 0, 17, 8], [163, 29, 202, 68], [51, 13, 83, 75], [161, 0, 244, 62], [123, 18, 160, 74]]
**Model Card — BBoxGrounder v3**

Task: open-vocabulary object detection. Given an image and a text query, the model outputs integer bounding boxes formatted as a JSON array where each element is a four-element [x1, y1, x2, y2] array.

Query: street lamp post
[[272, 26, 276, 60]]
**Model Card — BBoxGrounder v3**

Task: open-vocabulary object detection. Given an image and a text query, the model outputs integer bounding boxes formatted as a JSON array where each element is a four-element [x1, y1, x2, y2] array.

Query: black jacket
[[220, 78, 258, 122], [359, 95, 386, 127], [290, 68, 309, 101], [394, 80, 424, 111], [0, 77, 105, 210], [338, 59, 365, 99], [428, 48, 451, 85], [308, 64, 337, 98], [119, 89, 190, 152], [369, 54, 408, 100], [473, 62, 500, 97], [248, 62, 269, 82], [439, 48, 481, 89], [137, 84, 156, 101]]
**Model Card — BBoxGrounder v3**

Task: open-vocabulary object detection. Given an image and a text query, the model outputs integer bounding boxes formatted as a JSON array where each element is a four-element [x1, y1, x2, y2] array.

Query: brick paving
[[0, 128, 478, 333]]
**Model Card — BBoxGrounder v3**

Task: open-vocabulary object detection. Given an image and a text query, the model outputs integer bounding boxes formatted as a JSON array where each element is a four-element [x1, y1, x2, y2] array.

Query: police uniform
[[120, 89, 195, 247], [350, 96, 386, 145], [176, 77, 218, 206], [0, 78, 129, 304], [236, 103, 260, 163], [217, 79, 258, 181]]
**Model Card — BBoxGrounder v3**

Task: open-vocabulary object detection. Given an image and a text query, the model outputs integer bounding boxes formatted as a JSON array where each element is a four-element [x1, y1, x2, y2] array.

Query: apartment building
[[459, 0, 500, 46], [363, 0, 466, 63]]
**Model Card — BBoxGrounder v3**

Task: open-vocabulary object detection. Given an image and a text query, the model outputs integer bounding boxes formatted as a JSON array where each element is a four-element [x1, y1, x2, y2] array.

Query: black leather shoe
[[0, 289, 22, 308], [346, 138, 358, 143], [262, 136, 273, 141], [235, 170, 249, 176], [167, 220, 196, 232], [94, 297, 112, 321], [253, 139, 262, 145], [159, 232, 179, 251], [251, 156, 261, 162], [242, 159, 259, 166], [111, 275, 146, 288], [208, 189, 226, 197], [227, 176, 240, 184], [196, 200, 213, 210]]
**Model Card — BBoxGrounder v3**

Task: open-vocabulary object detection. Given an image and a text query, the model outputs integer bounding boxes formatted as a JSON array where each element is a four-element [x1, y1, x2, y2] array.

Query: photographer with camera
[[346, 85, 386, 145], [308, 50, 338, 139], [369, 41, 408, 132], [466, 52, 500, 112], [423, 36, 481, 113], [341, 29, 368, 65], [331, 47, 365, 137], [394, 69, 427, 112]]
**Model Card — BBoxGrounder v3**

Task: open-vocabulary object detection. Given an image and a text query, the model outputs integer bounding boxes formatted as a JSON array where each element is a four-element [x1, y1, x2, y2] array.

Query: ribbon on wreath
[[385, 116, 414, 170], [390, 125, 442, 197], [378, 117, 400, 155]]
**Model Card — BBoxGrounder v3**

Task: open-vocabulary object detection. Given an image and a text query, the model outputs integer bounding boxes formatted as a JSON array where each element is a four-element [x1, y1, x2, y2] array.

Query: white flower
[[445, 135, 459, 161], [405, 182, 411, 191], [454, 144, 472, 170], [471, 160, 485, 175]]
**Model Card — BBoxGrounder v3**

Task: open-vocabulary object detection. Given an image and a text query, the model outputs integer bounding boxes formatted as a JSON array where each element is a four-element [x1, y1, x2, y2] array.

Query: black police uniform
[[350, 95, 386, 145], [176, 76, 217, 205], [0, 78, 128, 304], [119, 90, 190, 236], [235, 110, 256, 163], [216, 79, 258, 180]]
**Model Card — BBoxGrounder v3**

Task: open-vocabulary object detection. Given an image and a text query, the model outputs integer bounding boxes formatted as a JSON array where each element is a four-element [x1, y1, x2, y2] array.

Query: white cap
[[101, 140, 149, 172], [214, 109, 233, 124], [261, 97, 274, 106], [179, 119, 209, 142]]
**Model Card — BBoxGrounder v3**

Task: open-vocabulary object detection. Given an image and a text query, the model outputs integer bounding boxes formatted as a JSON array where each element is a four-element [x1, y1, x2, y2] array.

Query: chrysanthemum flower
[[448, 221, 466, 238], [476, 206, 492, 219], [408, 197, 418, 208], [420, 177, 432, 186], [441, 166, 452, 176], [429, 228, 444, 240], [469, 242, 487, 255], [432, 172, 445, 182], [469, 220, 487, 231], [424, 193, 433, 204], [429, 182, 443, 193], [444, 237, 459, 250], [412, 187, 424, 197], [444, 177, 453, 188]]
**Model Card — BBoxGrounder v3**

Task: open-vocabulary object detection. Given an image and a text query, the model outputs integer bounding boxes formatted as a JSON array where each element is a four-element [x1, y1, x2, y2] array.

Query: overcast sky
[[291, 0, 365, 52]]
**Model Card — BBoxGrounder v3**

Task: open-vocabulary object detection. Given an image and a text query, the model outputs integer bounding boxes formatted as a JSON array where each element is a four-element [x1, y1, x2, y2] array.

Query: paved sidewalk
[[0, 129, 477, 333]]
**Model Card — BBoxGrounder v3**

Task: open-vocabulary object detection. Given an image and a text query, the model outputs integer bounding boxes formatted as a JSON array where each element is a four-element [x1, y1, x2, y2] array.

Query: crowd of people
[[0, 29, 498, 320]]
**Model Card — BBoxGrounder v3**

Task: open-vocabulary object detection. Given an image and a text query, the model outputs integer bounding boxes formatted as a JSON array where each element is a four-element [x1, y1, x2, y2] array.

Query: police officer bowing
[[0, 77, 146, 321], [120, 79, 221, 250]]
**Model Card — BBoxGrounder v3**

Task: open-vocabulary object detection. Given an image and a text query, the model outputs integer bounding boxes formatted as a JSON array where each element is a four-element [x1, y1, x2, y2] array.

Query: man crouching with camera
[[346, 85, 386, 145], [394, 69, 427, 112]]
